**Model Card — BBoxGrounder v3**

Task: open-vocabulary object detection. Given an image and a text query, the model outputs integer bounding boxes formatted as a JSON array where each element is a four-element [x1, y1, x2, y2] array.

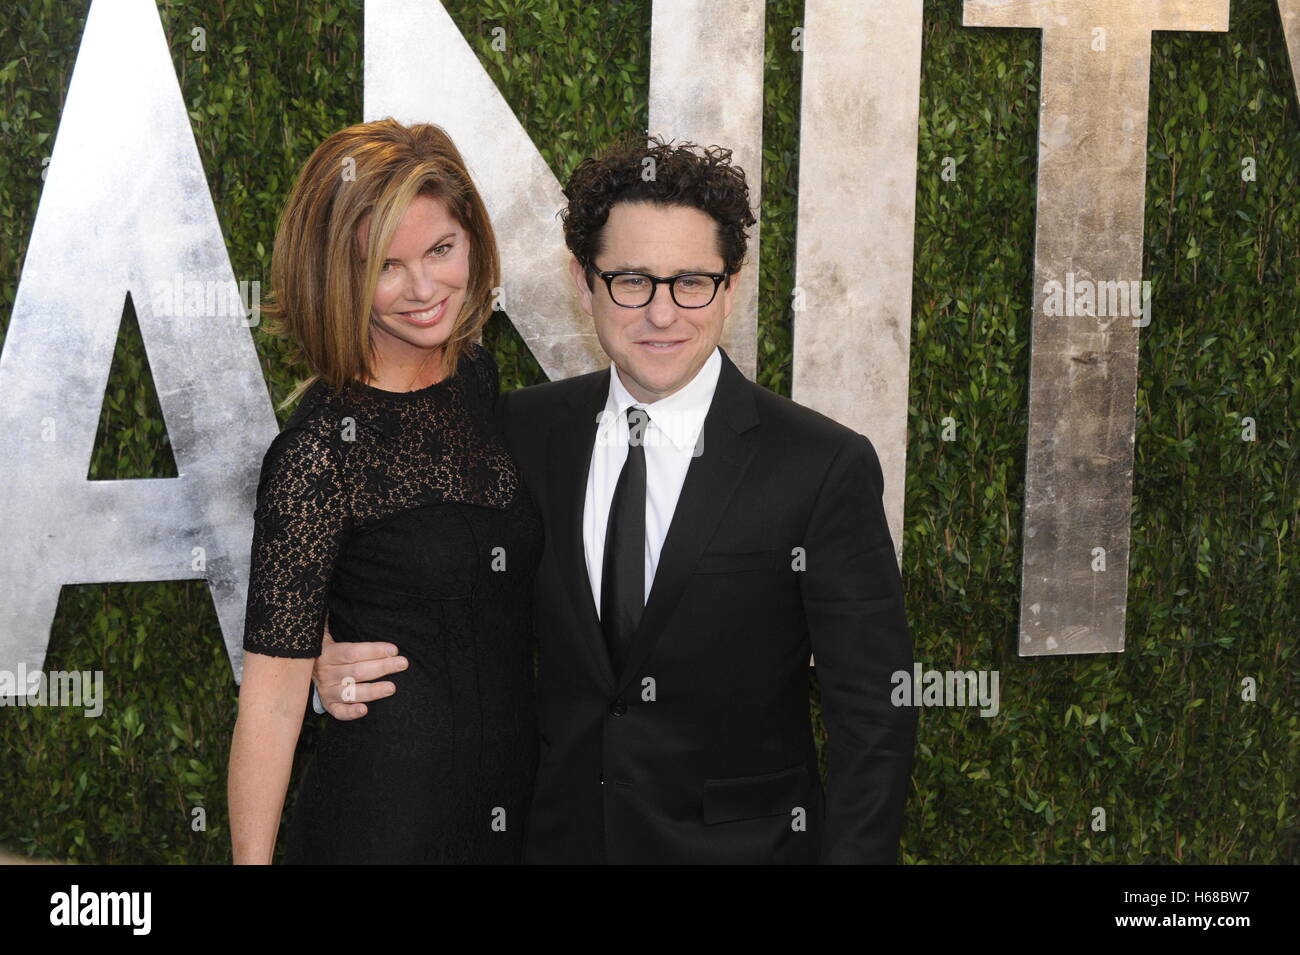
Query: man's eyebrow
[[602, 263, 719, 274]]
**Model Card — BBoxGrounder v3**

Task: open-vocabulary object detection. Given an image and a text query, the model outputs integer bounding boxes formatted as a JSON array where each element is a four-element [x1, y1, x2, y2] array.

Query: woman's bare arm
[[228, 652, 316, 865]]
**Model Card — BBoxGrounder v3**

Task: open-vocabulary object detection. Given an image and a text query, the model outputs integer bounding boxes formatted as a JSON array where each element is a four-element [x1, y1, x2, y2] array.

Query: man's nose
[[645, 284, 679, 327]]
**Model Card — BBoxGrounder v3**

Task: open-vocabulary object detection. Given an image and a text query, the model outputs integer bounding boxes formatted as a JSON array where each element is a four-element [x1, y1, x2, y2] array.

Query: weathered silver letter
[[0, 0, 280, 691], [963, 0, 1230, 654]]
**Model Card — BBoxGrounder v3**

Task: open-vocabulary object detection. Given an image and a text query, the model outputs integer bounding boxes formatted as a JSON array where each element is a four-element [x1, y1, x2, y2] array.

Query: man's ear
[[569, 256, 595, 317], [721, 266, 741, 320]]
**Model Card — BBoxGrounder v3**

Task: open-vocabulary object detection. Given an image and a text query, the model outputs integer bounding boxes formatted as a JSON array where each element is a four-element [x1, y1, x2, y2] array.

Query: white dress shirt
[[583, 347, 721, 615]]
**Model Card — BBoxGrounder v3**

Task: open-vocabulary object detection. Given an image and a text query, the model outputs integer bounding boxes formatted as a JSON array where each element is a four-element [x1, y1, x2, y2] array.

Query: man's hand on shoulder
[[312, 621, 406, 720]]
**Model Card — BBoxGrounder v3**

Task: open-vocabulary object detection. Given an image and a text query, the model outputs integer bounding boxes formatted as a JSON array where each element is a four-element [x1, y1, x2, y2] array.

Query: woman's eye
[[380, 245, 449, 272]]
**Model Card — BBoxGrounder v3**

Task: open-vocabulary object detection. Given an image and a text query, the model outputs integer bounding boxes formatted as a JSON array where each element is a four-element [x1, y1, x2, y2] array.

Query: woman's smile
[[397, 296, 448, 327]]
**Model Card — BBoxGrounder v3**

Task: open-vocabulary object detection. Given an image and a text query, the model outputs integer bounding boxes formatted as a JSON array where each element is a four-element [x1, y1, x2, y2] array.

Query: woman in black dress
[[227, 119, 541, 864]]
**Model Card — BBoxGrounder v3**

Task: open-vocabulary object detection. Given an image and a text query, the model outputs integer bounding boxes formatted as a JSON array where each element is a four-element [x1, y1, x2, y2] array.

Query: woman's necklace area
[[381, 348, 445, 392], [360, 345, 446, 393], [404, 349, 438, 391]]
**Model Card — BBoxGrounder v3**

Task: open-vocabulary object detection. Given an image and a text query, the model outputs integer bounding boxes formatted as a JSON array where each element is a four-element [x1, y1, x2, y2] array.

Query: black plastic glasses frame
[[588, 263, 727, 309]]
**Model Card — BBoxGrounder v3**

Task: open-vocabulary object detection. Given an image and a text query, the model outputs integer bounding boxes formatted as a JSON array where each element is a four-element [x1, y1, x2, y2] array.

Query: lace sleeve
[[241, 424, 351, 658]]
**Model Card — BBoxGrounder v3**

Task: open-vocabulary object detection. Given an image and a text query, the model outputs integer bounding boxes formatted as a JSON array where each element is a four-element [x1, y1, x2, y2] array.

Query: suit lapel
[[546, 368, 618, 690], [615, 349, 760, 690]]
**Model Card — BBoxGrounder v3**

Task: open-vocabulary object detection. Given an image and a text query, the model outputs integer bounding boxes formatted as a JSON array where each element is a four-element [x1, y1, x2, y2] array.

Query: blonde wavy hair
[[262, 118, 500, 411]]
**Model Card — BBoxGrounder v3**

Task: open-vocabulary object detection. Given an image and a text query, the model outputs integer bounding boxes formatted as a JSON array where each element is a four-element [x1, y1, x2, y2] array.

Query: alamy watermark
[[0, 665, 104, 716], [49, 885, 150, 935], [1041, 273, 1151, 327], [593, 408, 706, 457], [891, 662, 1000, 717], [150, 272, 261, 326]]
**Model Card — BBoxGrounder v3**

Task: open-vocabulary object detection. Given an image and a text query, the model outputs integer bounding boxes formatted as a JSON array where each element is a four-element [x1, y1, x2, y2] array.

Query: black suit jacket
[[497, 347, 916, 864]]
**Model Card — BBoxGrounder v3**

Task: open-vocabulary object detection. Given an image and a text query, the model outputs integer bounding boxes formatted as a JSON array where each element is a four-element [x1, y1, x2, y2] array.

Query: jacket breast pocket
[[694, 548, 775, 575], [702, 764, 809, 825]]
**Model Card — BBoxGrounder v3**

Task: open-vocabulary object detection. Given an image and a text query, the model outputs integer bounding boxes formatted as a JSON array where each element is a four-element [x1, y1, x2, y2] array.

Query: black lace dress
[[241, 343, 542, 864]]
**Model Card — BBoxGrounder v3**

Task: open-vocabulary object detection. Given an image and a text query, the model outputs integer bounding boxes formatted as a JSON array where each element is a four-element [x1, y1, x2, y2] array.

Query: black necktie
[[601, 406, 650, 675]]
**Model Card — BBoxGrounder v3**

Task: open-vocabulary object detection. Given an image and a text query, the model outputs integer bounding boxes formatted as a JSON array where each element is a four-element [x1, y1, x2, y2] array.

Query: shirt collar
[[604, 347, 721, 453]]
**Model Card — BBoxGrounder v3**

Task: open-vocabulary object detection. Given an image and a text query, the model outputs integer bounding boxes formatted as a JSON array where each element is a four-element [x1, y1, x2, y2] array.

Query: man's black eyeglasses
[[587, 261, 727, 309]]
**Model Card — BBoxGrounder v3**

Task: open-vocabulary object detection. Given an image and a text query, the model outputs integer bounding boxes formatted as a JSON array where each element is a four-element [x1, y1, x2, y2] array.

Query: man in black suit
[[313, 138, 916, 864]]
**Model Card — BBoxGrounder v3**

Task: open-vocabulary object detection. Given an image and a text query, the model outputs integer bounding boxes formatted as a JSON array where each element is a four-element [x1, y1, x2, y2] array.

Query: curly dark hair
[[560, 134, 757, 287]]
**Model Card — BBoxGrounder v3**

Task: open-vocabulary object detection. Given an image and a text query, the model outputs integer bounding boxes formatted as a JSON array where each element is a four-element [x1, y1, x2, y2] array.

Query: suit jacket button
[[609, 699, 627, 716]]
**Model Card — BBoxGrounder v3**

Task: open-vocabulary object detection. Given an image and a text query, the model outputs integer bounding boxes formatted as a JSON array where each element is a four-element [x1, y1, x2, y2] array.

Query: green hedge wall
[[0, 0, 1294, 863]]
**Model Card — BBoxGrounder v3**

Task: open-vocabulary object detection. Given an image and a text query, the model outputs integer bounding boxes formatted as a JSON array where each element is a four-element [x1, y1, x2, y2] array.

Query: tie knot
[[626, 406, 650, 446]]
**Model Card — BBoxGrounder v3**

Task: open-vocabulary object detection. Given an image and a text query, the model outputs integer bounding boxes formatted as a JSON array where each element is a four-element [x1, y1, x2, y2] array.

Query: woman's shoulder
[[281, 377, 339, 429], [463, 341, 500, 406], [261, 418, 342, 479], [285, 376, 405, 442], [464, 340, 496, 376], [259, 382, 358, 482]]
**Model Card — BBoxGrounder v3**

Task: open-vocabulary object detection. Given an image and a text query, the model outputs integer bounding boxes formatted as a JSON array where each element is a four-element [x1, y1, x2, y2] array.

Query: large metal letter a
[[0, 0, 279, 689]]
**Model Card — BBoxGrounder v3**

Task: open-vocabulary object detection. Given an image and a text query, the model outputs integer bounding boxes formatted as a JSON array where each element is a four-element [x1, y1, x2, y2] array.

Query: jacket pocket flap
[[702, 765, 807, 825]]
